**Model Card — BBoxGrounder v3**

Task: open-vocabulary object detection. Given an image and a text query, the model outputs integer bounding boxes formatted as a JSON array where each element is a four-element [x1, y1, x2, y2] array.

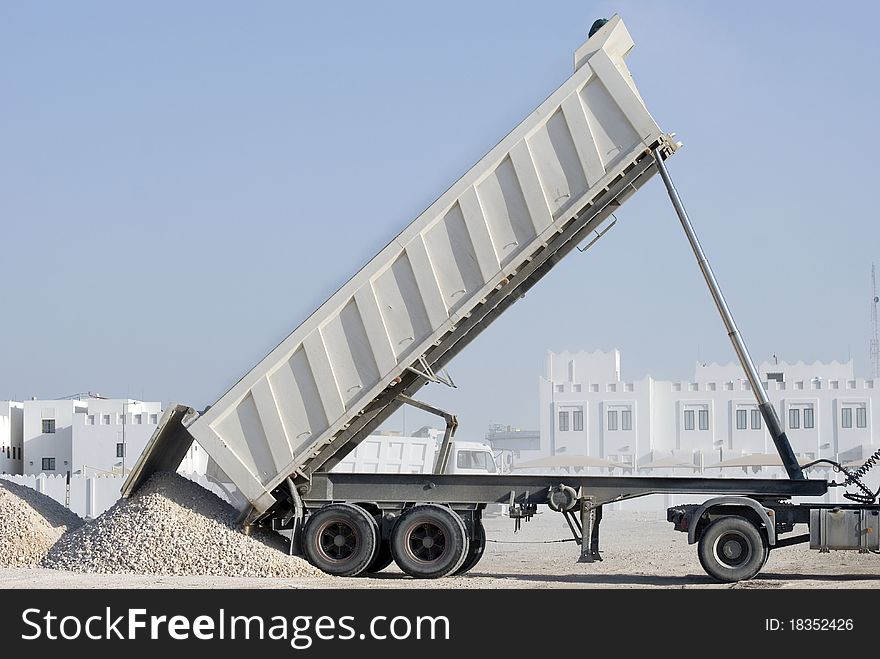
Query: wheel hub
[[408, 522, 447, 562], [722, 540, 743, 560], [318, 521, 358, 562], [714, 531, 752, 569]]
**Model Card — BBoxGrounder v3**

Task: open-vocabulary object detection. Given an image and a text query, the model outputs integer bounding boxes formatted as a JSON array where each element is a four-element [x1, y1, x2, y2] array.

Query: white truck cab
[[448, 441, 497, 475]]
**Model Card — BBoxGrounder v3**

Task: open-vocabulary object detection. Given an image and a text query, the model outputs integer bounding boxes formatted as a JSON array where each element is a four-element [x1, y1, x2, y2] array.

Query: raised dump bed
[[125, 16, 676, 518]]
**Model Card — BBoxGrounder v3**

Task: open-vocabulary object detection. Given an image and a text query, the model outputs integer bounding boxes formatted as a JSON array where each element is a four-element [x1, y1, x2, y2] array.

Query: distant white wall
[[179, 441, 209, 474]]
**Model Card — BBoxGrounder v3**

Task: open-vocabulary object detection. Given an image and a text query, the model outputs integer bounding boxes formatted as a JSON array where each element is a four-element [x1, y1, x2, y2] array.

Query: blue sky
[[2, 2, 879, 437]]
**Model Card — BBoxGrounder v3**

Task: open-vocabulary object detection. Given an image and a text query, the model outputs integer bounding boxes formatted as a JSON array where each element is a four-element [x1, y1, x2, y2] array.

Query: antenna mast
[[871, 264, 880, 378]]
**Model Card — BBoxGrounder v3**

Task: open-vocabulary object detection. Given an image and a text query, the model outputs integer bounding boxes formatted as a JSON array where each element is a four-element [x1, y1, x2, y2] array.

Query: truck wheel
[[454, 520, 486, 575], [303, 503, 378, 576], [697, 516, 767, 583], [391, 505, 469, 579], [365, 539, 394, 574]]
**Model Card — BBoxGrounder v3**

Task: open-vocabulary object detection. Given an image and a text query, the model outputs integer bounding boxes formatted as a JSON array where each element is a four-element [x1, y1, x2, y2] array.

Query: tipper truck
[[124, 16, 880, 582]]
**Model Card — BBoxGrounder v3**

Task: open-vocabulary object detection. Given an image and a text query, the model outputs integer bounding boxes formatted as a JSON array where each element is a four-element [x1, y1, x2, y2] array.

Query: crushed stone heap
[[0, 479, 83, 567], [43, 472, 323, 578]]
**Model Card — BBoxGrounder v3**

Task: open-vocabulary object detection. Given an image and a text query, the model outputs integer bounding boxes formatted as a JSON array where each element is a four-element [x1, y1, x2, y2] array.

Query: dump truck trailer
[[124, 16, 880, 582]]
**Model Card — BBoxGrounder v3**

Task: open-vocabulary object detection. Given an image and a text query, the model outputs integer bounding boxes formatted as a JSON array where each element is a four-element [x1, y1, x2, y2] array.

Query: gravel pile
[[43, 472, 323, 578], [0, 479, 83, 567]]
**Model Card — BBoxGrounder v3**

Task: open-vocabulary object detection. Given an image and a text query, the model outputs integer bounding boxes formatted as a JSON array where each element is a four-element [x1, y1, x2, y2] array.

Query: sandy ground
[[2, 510, 879, 589]]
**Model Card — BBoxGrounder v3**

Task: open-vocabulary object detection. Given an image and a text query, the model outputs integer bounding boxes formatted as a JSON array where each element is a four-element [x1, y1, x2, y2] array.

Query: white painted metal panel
[[186, 16, 674, 514], [331, 436, 435, 475]]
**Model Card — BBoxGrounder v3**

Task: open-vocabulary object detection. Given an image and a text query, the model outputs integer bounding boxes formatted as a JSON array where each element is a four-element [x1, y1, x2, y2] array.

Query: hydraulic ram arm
[[652, 148, 805, 481]]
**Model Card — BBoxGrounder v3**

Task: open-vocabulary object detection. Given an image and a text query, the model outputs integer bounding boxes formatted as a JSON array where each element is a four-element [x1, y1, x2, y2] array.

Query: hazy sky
[[2, 2, 879, 438]]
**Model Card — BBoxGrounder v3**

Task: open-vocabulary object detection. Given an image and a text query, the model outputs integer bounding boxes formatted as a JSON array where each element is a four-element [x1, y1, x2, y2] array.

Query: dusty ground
[[2, 510, 879, 588]]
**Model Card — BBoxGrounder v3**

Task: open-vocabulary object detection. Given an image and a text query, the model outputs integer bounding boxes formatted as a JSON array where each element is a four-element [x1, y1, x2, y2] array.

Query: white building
[[0, 401, 24, 474], [535, 350, 877, 476], [22, 398, 88, 476], [71, 399, 163, 476], [20, 397, 203, 477]]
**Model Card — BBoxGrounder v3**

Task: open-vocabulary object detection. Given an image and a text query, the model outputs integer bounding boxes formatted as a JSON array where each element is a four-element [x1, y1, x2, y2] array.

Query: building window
[[856, 407, 867, 429], [842, 407, 853, 429], [736, 409, 747, 430], [607, 410, 618, 431], [102, 414, 111, 425], [803, 407, 814, 429], [118, 414, 125, 424], [41, 419, 55, 434], [558, 411, 569, 432], [116, 443, 125, 458], [86, 414, 95, 426], [789, 408, 800, 430], [684, 410, 695, 431], [41, 458, 55, 471], [621, 409, 632, 431], [572, 410, 584, 432], [573, 384, 582, 393], [149, 413, 158, 424], [750, 409, 761, 430], [555, 385, 564, 393], [698, 409, 709, 431], [767, 372, 784, 383], [134, 414, 143, 425]]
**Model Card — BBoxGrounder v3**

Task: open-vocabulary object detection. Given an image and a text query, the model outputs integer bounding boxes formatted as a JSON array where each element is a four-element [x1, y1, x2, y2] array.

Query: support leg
[[578, 498, 597, 563], [589, 505, 603, 562]]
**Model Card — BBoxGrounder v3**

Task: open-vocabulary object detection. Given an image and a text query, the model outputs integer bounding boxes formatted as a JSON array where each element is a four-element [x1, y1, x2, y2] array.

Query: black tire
[[390, 505, 469, 579], [365, 539, 394, 574], [454, 520, 486, 575], [303, 503, 378, 576], [697, 516, 767, 583]]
